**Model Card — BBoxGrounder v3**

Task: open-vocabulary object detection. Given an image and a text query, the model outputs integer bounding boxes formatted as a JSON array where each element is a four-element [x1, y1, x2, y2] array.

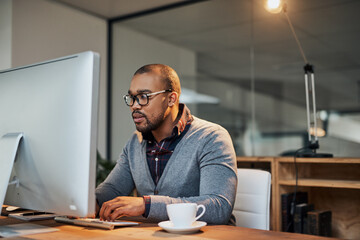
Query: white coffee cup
[[166, 203, 206, 228]]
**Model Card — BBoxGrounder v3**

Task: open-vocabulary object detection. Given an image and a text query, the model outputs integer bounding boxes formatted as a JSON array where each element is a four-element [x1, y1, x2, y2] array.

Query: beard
[[132, 110, 165, 134]]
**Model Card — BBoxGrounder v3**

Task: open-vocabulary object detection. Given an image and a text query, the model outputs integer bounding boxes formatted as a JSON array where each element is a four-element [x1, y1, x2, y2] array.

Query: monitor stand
[[0, 133, 60, 222], [0, 133, 23, 214]]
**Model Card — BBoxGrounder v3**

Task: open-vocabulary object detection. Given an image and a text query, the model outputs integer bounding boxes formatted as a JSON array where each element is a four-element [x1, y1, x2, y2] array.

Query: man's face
[[128, 71, 169, 133]]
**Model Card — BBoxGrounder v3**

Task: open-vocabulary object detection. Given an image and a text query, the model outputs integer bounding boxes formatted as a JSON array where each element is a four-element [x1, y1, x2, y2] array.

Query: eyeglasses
[[123, 89, 172, 107]]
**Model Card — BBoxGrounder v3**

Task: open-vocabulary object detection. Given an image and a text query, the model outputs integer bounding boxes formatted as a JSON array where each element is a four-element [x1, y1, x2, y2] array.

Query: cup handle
[[194, 204, 206, 221]]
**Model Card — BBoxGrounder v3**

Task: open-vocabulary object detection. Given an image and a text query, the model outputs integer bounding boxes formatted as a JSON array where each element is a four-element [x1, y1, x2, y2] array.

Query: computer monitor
[[0, 51, 100, 217]]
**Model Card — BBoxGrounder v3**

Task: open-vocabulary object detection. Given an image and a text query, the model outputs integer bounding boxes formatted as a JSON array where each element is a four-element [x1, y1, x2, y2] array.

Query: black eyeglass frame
[[123, 89, 172, 107]]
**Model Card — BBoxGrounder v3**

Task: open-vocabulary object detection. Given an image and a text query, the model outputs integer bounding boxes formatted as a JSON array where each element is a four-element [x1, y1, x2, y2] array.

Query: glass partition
[[110, 0, 360, 158]]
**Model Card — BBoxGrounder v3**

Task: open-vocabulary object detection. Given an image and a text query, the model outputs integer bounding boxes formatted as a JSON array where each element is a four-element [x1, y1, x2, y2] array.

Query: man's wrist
[[143, 196, 151, 218]]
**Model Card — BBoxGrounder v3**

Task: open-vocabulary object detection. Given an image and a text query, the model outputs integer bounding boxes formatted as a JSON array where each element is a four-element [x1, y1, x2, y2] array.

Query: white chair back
[[233, 168, 271, 230]]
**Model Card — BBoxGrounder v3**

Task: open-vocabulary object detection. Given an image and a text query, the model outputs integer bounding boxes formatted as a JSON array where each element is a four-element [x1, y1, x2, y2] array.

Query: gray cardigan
[[96, 116, 237, 224]]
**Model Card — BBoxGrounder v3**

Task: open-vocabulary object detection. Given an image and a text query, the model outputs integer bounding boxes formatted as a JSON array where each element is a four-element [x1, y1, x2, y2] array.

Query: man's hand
[[99, 196, 145, 221]]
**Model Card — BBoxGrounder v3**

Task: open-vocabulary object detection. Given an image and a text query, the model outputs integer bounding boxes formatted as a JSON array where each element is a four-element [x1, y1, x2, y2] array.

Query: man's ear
[[168, 92, 178, 106]]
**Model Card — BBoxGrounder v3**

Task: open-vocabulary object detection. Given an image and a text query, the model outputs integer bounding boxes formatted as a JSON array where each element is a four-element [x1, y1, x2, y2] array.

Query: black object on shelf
[[281, 191, 308, 232], [308, 210, 332, 237], [294, 203, 314, 234]]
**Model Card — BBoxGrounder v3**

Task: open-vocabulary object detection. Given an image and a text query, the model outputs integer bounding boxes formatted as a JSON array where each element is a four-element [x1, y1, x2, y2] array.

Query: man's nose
[[131, 99, 142, 110]]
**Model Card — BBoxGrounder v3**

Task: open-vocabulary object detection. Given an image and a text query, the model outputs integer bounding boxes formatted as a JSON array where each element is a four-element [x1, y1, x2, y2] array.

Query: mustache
[[132, 110, 146, 118]]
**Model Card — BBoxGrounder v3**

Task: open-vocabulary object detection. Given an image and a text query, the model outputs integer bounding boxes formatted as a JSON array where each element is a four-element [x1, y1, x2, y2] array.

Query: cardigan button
[[154, 190, 159, 195]]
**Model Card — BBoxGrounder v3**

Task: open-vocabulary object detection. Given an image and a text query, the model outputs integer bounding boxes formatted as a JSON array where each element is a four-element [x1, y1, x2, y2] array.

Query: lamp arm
[[304, 70, 312, 142], [304, 64, 319, 148], [310, 71, 318, 142], [283, 4, 320, 149], [278, 2, 332, 157], [283, 4, 308, 64]]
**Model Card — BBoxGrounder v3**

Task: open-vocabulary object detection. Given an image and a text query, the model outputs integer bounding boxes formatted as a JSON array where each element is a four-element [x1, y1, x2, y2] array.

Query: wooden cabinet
[[237, 157, 360, 239]]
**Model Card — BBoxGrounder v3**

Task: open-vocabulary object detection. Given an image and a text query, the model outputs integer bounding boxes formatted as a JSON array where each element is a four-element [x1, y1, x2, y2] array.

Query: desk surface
[[0, 216, 338, 240]]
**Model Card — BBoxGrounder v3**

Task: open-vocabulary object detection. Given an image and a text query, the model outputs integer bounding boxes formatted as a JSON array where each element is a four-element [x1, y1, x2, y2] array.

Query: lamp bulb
[[265, 0, 283, 14]]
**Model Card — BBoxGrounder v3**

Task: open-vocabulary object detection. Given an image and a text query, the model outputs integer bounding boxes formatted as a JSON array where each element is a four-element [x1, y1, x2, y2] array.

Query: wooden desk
[[0, 216, 338, 240]]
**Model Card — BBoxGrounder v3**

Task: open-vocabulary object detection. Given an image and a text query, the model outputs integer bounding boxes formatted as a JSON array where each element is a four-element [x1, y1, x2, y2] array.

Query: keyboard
[[54, 216, 139, 230]]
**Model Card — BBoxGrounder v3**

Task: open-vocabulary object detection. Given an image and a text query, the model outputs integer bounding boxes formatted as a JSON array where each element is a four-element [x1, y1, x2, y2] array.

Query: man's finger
[[100, 201, 125, 221], [109, 207, 126, 221]]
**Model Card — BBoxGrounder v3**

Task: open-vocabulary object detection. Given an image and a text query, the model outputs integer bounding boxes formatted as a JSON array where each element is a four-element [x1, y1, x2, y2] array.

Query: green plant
[[96, 151, 115, 187]]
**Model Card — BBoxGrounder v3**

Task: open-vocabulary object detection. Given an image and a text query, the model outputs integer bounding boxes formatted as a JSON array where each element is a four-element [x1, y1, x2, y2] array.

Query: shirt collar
[[174, 103, 193, 136], [142, 103, 193, 141]]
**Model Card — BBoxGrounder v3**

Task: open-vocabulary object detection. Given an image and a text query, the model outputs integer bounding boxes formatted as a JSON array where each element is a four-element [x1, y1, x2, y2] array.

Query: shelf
[[276, 157, 360, 164], [238, 156, 360, 237], [278, 178, 360, 189], [237, 157, 273, 162]]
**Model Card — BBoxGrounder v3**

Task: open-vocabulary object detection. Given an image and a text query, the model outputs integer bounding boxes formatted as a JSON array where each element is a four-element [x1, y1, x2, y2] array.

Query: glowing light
[[265, 0, 283, 14], [309, 127, 326, 137]]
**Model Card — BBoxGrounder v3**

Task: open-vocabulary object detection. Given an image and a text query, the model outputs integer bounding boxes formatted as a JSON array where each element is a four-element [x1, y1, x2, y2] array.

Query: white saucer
[[158, 221, 207, 234]]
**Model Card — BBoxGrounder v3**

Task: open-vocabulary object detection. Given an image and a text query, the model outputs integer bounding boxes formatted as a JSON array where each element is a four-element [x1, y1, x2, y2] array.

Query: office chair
[[233, 168, 271, 230]]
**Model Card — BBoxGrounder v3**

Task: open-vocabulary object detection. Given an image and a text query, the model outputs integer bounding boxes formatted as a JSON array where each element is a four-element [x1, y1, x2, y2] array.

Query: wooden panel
[[278, 162, 312, 180], [310, 163, 360, 181], [309, 188, 360, 239], [237, 162, 271, 171], [276, 157, 360, 164], [237, 157, 273, 162], [279, 179, 360, 189]]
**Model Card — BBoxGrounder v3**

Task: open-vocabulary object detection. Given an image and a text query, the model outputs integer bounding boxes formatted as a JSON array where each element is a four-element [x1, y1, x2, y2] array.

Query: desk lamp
[[265, 0, 332, 157]]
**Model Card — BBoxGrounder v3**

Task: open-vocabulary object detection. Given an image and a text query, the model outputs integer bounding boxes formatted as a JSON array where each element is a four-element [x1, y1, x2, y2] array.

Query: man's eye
[[139, 94, 148, 100]]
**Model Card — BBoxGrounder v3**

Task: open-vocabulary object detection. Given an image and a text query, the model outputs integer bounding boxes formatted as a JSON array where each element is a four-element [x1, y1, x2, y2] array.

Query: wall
[[0, 0, 12, 70], [9, 0, 108, 157], [111, 24, 196, 160]]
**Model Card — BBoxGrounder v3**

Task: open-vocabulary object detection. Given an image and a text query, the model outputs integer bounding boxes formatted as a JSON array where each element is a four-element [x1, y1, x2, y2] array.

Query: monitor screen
[[0, 51, 100, 217]]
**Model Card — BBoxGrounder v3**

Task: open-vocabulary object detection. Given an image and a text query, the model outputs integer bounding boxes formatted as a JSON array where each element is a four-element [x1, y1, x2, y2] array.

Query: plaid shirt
[[143, 104, 193, 217]]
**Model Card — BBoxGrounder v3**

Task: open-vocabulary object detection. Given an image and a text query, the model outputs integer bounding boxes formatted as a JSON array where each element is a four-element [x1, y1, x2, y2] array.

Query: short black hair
[[133, 64, 181, 96]]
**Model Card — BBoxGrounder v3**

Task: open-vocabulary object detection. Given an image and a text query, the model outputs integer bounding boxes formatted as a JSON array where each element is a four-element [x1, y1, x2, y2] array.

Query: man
[[95, 64, 237, 225]]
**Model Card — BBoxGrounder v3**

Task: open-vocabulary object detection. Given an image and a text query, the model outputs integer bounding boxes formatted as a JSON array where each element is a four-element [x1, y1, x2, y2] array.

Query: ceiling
[[53, 0, 360, 115], [53, 0, 186, 19]]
